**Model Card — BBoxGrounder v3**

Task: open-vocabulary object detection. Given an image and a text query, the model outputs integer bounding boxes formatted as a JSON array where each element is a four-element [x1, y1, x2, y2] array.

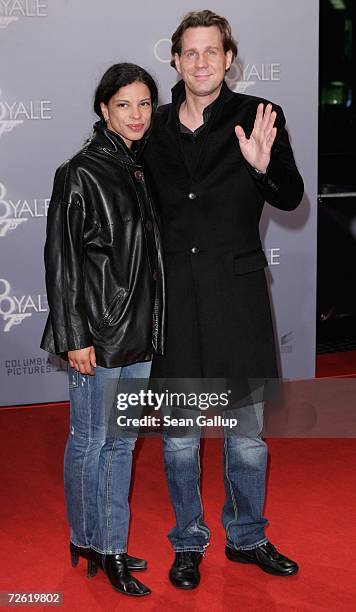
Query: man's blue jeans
[[163, 403, 269, 552], [64, 361, 151, 554]]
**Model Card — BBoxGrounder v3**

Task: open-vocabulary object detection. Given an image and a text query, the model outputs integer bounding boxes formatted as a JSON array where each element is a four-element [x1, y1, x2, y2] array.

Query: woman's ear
[[100, 102, 109, 122]]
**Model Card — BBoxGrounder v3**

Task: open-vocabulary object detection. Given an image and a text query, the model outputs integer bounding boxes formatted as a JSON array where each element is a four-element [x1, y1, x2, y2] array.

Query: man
[[143, 10, 304, 589]]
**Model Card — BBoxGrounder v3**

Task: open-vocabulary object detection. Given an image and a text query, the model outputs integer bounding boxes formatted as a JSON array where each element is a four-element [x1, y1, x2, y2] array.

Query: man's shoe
[[169, 551, 203, 589], [225, 542, 299, 576], [90, 552, 151, 596]]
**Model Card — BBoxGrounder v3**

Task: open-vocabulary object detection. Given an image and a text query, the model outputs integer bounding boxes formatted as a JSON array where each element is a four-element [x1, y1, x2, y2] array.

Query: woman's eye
[[141, 101, 151, 107], [117, 103, 128, 108]]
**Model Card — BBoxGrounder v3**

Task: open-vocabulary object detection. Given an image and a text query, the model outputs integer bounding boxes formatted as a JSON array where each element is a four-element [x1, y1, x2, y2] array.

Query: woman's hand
[[235, 103, 277, 173], [68, 346, 97, 375]]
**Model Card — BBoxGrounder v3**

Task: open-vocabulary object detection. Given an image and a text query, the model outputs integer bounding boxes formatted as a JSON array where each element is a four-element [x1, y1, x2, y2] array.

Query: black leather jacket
[[40, 122, 165, 368]]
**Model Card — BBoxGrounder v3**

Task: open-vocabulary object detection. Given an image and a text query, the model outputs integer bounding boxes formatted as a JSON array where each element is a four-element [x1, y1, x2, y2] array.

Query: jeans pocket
[[68, 368, 79, 390]]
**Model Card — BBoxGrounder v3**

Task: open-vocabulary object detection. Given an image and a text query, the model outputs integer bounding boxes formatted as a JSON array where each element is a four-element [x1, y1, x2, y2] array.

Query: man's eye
[[186, 51, 196, 58], [208, 49, 217, 55]]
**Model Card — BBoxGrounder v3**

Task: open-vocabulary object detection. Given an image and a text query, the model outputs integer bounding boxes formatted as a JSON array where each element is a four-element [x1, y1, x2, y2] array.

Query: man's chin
[[189, 83, 222, 98]]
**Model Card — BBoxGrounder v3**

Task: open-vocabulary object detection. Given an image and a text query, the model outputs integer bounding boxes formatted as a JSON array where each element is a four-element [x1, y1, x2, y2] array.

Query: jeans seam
[[80, 374, 91, 545], [104, 436, 117, 552], [173, 545, 207, 553], [227, 536, 269, 551], [196, 446, 210, 540], [223, 433, 238, 542], [70, 539, 90, 548], [91, 544, 127, 555]]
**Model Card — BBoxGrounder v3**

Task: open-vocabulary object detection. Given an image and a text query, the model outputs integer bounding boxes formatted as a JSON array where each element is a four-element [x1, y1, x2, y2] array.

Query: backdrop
[[0, 0, 319, 406]]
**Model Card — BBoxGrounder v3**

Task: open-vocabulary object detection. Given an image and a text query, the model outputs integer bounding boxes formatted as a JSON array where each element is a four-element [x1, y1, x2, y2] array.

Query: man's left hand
[[235, 103, 277, 173]]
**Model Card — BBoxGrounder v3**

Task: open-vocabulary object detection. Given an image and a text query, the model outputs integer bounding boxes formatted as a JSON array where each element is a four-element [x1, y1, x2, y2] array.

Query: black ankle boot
[[70, 542, 96, 577], [70, 542, 147, 575], [97, 553, 151, 596], [70, 543, 151, 596]]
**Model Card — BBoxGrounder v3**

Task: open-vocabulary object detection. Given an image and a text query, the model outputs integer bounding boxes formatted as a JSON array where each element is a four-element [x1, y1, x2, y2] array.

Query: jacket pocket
[[96, 287, 128, 330], [233, 249, 268, 275]]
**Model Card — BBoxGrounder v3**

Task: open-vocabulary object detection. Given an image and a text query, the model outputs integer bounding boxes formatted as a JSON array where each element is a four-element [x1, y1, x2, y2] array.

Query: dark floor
[[316, 316, 356, 354]]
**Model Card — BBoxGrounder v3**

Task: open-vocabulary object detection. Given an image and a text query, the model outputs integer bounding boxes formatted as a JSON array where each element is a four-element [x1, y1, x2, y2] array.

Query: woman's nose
[[130, 106, 142, 119]]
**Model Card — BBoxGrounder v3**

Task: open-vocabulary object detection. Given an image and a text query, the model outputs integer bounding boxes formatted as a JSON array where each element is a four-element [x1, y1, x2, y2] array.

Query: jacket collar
[[89, 121, 147, 164]]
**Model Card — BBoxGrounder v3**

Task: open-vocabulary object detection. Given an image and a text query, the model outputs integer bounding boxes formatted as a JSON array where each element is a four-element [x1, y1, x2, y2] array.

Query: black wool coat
[[143, 80, 304, 381]]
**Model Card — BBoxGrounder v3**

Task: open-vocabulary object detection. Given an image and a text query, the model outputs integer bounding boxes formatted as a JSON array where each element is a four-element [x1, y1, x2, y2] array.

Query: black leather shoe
[[169, 551, 203, 589], [225, 542, 299, 576], [70, 542, 147, 574]]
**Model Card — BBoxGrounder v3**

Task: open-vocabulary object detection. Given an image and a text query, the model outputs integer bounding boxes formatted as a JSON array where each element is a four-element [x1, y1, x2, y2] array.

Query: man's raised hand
[[235, 103, 277, 173]]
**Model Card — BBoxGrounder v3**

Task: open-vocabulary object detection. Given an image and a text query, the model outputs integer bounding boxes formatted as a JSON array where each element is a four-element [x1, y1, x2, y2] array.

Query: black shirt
[[177, 95, 218, 175]]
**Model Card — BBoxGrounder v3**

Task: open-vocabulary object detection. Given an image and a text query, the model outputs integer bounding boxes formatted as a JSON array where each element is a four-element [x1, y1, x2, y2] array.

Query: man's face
[[174, 26, 232, 99]]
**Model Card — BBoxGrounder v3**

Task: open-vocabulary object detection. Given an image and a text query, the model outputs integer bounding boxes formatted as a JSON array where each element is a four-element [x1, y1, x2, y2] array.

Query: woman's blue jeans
[[64, 361, 151, 554], [163, 403, 269, 553]]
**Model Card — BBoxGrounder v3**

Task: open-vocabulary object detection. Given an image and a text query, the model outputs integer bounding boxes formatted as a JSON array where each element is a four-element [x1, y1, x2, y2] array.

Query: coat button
[[153, 270, 160, 280], [191, 247, 199, 254], [146, 220, 153, 231], [188, 192, 197, 200], [134, 170, 144, 180], [267, 178, 278, 191]]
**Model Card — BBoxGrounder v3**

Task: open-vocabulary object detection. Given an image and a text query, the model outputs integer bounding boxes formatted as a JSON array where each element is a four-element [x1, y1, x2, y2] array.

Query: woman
[[41, 63, 165, 597]]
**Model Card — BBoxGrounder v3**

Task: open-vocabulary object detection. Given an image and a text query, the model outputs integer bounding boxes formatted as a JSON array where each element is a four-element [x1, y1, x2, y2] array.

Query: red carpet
[[0, 404, 356, 611], [316, 350, 356, 378]]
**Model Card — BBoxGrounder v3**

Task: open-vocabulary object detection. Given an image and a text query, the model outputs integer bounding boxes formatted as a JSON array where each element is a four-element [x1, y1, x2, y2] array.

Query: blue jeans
[[64, 361, 151, 554], [163, 403, 269, 552]]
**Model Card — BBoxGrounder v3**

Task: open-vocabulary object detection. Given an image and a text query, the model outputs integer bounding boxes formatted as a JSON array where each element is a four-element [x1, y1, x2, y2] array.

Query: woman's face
[[100, 81, 152, 148]]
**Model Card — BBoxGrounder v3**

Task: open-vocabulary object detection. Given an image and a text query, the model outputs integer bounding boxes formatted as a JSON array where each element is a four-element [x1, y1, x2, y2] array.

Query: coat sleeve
[[43, 162, 92, 354], [245, 104, 304, 211]]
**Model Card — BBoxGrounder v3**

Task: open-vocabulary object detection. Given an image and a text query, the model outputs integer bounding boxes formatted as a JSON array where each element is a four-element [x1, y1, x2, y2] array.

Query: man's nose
[[195, 52, 209, 68]]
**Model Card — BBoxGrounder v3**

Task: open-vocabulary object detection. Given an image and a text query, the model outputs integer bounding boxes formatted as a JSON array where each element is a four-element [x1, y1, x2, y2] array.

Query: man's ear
[[225, 49, 233, 71], [174, 53, 182, 74]]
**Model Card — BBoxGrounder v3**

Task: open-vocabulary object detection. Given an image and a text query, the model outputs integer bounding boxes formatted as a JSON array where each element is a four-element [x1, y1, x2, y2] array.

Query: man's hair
[[170, 9, 238, 69], [94, 63, 158, 120]]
